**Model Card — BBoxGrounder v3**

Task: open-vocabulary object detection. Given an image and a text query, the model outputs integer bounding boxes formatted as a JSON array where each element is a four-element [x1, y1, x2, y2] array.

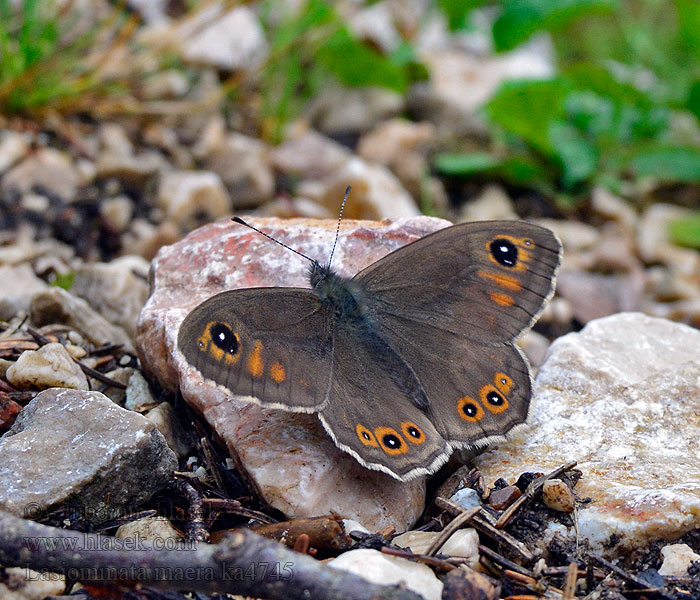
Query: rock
[[270, 127, 351, 180], [518, 330, 552, 372], [100, 366, 135, 406], [459, 185, 518, 222], [72, 255, 150, 338], [30, 287, 135, 353], [410, 41, 554, 136], [157, 169, 232, 230], [450, 487, 482, 510], [99, 195, 134, 233], [541, 479, 575, 513], [179, 4, 267, 71], [96, 123, 164, 185], [393, 528, 479, 564], [441, 566, 501, 600], [0, 129, 30, 173], [0, 148, 80, 202], [127, 0, 170, 25], [489, 485, 521, 510], [349, 1, 401, 53], [329, 548, 443, 600], [146, 401, 193, 458], [658, 543, 700, 577], [136, 215, 452, 531], [116, 515, 182, 543], [357, 118, 436, 196], [7, 343, 88, 390], [473, 313, 700, 555], [125, 370, 160, 412], [198, 132, 275, 207], [556, 269, 645, 324], [0, 388, 177, 522], [0, 264, 49, 319], [121, 218, 181, 261], [590, 187, 637, 232], [0, 567, 64, 600], [299, 157, 420, 220], [308, 84, 405, 134]]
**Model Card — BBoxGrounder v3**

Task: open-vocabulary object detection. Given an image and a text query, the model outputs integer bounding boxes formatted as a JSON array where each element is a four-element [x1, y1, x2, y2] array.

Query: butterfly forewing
[[355, 221, 561, 344], [178, 288, 334, 411]]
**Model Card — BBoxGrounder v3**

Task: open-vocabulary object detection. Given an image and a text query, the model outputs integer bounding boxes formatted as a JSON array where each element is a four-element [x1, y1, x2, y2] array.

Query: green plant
[[433, 0, 700, 206], [258, 0, 425, 142]]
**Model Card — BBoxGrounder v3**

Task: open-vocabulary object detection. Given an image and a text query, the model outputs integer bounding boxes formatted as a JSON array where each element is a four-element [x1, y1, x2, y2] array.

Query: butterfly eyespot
[[401, 422, 425, 445], [494, 372, 514, 393], [356, 424, 379, 447], [457, 396, 484, 422], [489, 238, 518, 267], [210, 322, 240, 355], [374, 427, 409, 455], [480, 385, 509, 414], [524, 238, 533, 246]]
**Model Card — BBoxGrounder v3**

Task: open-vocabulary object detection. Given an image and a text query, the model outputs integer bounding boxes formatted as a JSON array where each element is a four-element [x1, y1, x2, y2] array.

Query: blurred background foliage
[[0, 0, 699, 246]]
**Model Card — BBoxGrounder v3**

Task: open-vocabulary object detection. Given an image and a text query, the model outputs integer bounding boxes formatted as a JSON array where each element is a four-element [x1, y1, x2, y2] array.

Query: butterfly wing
[[318, 320, 450, 480], [177, 288, 334, 411], [356, 221, 561, 344], [353, 221, 561, 449]]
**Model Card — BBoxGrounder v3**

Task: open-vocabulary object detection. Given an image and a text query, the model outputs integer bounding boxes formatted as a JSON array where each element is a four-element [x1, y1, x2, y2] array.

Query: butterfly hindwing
[[318, 321, 450, 479], [177, 288, 334, 411]]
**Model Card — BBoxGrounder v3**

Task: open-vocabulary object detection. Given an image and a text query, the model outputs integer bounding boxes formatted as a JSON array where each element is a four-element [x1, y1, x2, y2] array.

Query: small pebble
[[450, 487, 482, 510], [658, 543, 700, 577], [542, 479, 576, 513], [489, 485, 522, 510]]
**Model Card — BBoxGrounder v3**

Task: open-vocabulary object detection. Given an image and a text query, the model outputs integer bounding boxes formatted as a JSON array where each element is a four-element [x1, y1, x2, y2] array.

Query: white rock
[[0, 567, 64, 599], [157, 170, 231, 229], [302, 157, 420, 220], [393, 528, 479, 564], [7, 343, 89, 390], [116, 515, 181, 543], [542, 479, 575, 513], [474, 313, 700, 554], [1, 148, 80, 202], [180, 4, 267, 71], [460, 185, 518, 222], [0, 130, 30, 173], [99, 196, 134, 233], [658, 543, 700, 577], [270, 128, 350, 180], [72, 255, 150, 338], [329, 549, 443, 600], [125, 370, 160, 412], [146, 401, 193, 458], [450, 487, 482, 510], [199, 132, 275, 207], [0, 264, 48, 319]]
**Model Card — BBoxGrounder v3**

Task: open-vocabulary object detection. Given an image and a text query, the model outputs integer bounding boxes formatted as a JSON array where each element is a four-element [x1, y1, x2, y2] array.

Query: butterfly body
[[178, 220, 562, 481]]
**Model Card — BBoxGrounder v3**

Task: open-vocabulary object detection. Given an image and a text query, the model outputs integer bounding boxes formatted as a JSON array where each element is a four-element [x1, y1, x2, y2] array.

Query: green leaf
[[317, 28, 408, 92], [548, 120, 598, 187], [52, 272, 75, 290], [493, 0, 617, 52], [629, 147, 700, 182], [676, 0, 700, 54], [434, 152, 501, 175], [686, 79, 700, 123], [669, 213, 700, 249], [437, 0, 489, 31], [486, 79, 569, 156]]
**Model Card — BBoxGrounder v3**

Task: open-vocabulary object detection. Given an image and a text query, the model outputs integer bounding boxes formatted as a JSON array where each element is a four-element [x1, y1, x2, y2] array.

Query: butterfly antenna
[[327, 185, 350, 269], [231, 216, 316, 266]]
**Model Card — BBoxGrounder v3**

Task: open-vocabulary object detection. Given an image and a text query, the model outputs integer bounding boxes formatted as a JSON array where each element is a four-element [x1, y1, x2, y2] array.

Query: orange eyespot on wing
[[356, 424, 379, 447], [479, 384, 509, 414], [374, 426, 409, 455], [494, 372, 514, 394], [457, 396, 484, 422], [198, 321, 242, 365], [401, 421, 426, 444], [486, 235, 535, 271]]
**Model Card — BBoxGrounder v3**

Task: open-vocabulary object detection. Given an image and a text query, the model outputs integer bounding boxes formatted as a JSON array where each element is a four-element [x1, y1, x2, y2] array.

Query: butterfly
[[177, 212, 561, 481]]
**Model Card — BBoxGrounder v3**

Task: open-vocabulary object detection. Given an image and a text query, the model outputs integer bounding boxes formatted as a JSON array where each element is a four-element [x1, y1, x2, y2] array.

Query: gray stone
[[0, 130, 30, 173], [0, 388, 177, 523], [1, 148, 80, 202]]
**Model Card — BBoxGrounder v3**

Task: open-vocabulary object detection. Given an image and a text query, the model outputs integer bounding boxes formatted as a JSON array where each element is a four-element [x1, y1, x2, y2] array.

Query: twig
[[496, 461, 578, 528], [562, 562, 578, 600], [591, 555, 675, 600], [202, 497, 277, 525], [435, 496, 533, 562], [175, 479, 209, 543], [0, 510, 423, 600], [425, 506, 481, 557]]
